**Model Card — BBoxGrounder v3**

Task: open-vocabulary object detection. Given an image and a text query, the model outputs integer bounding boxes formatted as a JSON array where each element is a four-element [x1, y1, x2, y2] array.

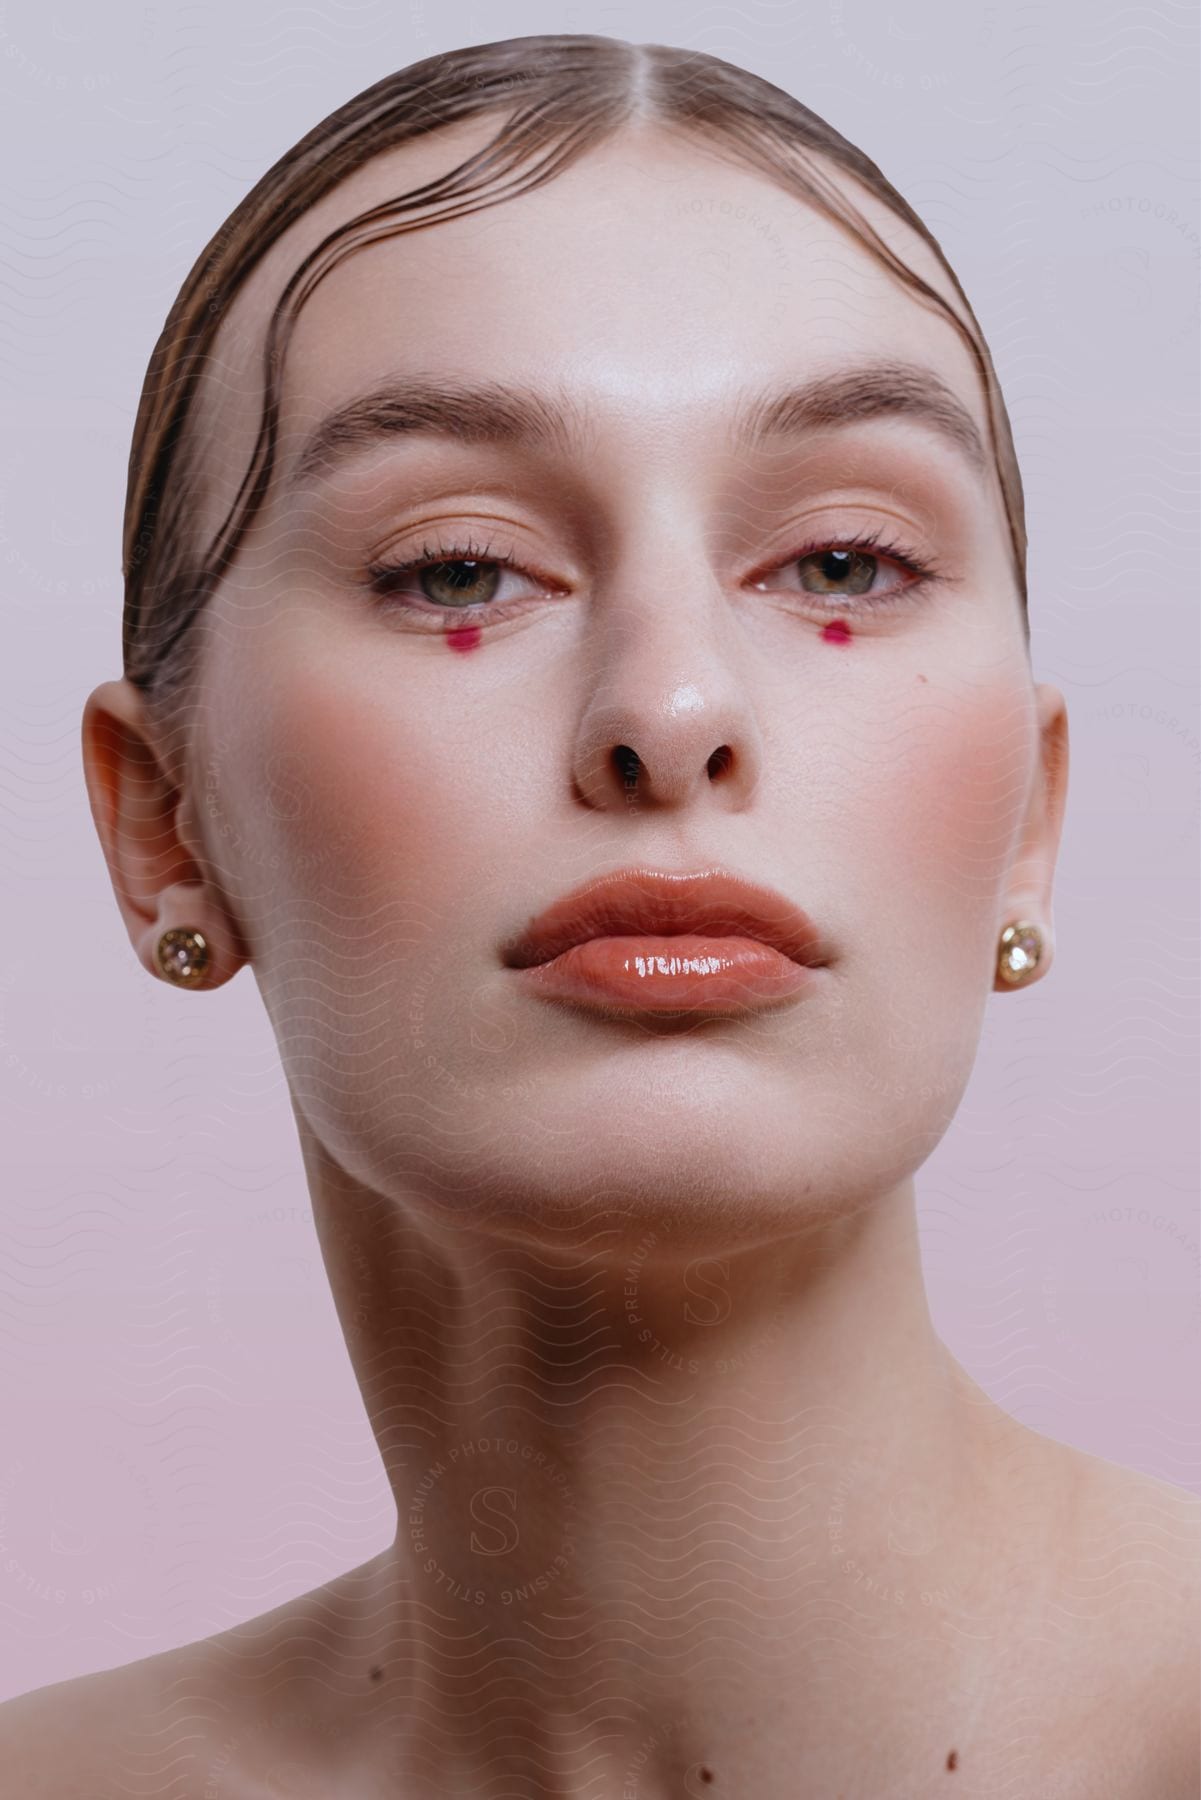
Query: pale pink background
[[0, 0, 1197, 1700]]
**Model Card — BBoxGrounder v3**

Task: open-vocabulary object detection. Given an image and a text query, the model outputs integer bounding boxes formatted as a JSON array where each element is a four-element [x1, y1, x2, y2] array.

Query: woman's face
[[181, 118, 1065, 1247]]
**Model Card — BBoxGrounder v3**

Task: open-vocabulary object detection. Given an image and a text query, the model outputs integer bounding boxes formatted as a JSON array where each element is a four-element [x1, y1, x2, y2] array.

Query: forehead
[[193, 115, 987, 524]]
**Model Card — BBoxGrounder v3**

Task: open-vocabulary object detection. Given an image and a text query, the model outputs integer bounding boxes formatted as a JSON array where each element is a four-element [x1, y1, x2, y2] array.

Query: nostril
[[613, 745, 641, 787], [707, 745, 733, 779]]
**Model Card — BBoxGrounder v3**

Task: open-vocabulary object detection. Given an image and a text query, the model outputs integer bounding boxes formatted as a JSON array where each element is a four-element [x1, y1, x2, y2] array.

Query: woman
[[4, 32, 1196, 1799]]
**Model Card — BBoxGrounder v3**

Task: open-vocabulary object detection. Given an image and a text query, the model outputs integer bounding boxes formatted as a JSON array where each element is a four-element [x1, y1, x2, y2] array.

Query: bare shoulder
[[0, 1641, 218, 1798], [0, 1558, 393, 1798], [1067, 1446, 1200, 1649], [1047, 1442, 1200, 1797]]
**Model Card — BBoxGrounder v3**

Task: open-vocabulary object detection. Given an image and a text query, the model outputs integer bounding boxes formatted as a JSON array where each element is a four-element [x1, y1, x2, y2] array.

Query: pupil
[[438, 559, 483, 591], [424, 558, 499, 606], [803, 547, 878, 597]]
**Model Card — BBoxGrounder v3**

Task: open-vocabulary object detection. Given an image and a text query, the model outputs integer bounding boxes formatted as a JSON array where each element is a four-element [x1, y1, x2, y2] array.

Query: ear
[[994, 682, 1069, 992], [81, 678, 249, 990]]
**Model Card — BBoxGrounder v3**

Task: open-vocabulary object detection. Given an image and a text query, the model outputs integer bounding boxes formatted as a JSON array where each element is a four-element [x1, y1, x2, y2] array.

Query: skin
[[6, 113, 1197, 1798]]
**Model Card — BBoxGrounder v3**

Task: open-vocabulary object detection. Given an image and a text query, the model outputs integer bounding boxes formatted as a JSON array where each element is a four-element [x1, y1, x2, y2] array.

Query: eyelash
[[364, 524, 944, 631]]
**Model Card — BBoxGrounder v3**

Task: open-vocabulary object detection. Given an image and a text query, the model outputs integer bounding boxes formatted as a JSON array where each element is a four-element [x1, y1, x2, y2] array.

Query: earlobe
[[81, 678, 247, 991]]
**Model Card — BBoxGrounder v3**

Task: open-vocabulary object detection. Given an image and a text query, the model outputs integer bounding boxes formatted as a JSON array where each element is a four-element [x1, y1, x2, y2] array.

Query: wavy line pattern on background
[[0, 0, 1196, 1793]]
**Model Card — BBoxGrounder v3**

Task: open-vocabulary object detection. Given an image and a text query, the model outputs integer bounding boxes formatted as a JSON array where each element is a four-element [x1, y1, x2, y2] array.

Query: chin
[[386, 1071, 862, 1259]]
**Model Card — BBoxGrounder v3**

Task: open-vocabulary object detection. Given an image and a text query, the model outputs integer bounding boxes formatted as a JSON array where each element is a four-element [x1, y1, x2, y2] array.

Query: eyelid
[[741, 507, 943, 587], [365, 511, 943, 576]]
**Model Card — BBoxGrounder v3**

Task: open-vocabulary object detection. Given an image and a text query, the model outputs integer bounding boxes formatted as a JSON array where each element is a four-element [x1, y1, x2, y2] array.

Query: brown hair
[[122, 33, 1029, 728]]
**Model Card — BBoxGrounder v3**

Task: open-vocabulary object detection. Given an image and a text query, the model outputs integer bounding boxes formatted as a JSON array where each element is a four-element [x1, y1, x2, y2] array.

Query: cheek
[[813, 665, 1032, 875], [842, 670, 1035, 1013], [233, 654, 489, 917], [886, 677, 1034, 888], [824, 674, 1035, 1123]]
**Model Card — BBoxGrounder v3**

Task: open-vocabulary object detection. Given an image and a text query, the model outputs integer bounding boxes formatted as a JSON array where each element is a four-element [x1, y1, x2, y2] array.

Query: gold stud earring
[[996, 920, 1043, 987], [156, 927, 210, 988]]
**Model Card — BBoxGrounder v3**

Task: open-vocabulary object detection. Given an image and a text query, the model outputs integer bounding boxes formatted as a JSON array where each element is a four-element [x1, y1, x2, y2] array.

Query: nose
[[570, 563, 765, 814]]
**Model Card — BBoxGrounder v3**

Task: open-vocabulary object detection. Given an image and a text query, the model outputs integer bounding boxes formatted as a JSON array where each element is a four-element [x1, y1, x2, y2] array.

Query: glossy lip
[[500, 868, 830, 1016]]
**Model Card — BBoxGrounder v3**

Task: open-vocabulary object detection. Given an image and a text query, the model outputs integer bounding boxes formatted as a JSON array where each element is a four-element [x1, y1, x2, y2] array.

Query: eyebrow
[[283, 357, 991, 494]]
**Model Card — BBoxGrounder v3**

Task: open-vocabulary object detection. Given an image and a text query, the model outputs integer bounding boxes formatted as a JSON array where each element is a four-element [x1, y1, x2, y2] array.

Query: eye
[[363, 522, 945, 635], [757, 525, 944, 611], [365, 532, 542, 618]]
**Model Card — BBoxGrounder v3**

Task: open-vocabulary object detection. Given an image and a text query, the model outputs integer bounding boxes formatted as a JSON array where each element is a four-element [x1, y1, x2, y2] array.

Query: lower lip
[[512, 935, 819, 1014]]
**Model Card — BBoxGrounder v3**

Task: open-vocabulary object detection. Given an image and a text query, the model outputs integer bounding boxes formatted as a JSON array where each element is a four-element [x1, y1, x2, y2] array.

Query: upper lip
[[501, 868, 829, 971]]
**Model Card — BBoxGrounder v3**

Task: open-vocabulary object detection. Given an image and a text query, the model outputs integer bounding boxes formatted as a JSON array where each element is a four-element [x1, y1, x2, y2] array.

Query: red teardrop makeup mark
[[446, 625, 483, 653], [820, 618, 853, 644]]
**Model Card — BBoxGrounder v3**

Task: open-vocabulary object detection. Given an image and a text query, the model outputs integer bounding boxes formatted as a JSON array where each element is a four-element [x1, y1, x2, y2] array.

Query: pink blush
[[820, 618, 853, 644], [445, 625, 483, 653]]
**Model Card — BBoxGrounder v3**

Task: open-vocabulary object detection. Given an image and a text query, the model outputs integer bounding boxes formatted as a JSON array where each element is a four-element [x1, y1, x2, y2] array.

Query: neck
[[289, 1120, 1051, 1797]]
